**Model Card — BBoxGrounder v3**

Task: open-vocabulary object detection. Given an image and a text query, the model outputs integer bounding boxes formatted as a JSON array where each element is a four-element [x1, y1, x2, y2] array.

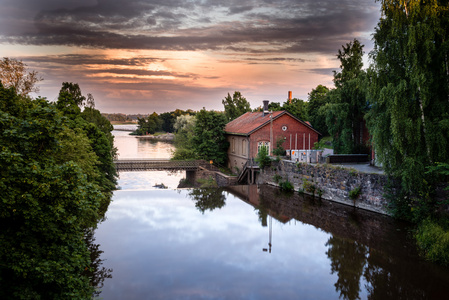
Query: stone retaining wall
[[192, 167, 238, 187], [256, 160, 392, 215]]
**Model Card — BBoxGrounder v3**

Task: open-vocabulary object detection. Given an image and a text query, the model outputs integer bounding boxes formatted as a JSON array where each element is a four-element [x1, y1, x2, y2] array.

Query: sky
[[0, 0, 381, 114]]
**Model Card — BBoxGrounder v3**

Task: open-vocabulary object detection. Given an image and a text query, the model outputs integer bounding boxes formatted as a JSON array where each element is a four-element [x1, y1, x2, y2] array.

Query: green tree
[[137, 112, 163, 135], [324, 39, 369, 154], [307, 84, 330, 135], [282, 98, 308, 120], [0, 83, 110, 298], [192, 109, 229, 165], [367, 0, 449, 215], [268, 102, 282, 111], [222, 91, 251, 121], [172, 115, 197, 160], [255, 145, 271, 169]]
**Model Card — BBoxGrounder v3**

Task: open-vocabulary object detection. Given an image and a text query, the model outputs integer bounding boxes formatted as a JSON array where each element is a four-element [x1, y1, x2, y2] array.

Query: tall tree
[[367, 0, 449, 209], [192, 109, 229, 165], [137, 112, 163, 135], [0, 83, 110, 298], [222, 91, 251, 121], [324, 39, 369, 154], [282, 98, 308, 120], [0, 57, 42, 97], [307, 85, 330, 135]]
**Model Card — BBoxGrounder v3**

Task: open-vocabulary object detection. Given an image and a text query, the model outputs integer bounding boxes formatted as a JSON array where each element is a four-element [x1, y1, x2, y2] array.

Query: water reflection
[[83, 229, 113, 297], [226, 185, 449, 300], [326, 237, 367, 300], [112, 130, 175, 159], [95, 128, 449, 299], [188, 188, 226, 214]]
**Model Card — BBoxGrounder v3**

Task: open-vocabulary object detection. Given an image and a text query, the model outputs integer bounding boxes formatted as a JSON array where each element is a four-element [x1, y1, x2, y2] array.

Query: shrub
[[273, 174, 282, 184], [415, 218, 449, 266], [349, 186, 361, 200], [255, 145, 271, 169], [279, 180, 294, 192]]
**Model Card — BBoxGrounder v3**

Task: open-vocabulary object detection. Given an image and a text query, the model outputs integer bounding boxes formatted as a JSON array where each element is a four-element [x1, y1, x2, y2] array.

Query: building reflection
[[225, 184, 449, 300]]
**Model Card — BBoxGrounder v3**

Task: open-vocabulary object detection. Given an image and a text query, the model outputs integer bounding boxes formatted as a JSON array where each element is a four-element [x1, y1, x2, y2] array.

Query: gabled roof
[[225, 111, 321, 136]]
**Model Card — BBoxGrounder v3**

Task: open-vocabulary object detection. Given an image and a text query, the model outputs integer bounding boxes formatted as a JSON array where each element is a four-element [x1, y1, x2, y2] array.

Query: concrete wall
[[256, 160, 391, 215], [227, 135, 249, 172]]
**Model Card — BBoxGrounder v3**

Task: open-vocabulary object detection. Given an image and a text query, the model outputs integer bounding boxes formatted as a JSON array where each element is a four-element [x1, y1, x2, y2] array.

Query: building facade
[[225, 106, 320, 172]]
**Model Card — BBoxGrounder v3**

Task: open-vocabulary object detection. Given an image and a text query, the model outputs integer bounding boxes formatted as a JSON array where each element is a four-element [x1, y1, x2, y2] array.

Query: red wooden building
[[224, 101, 321, 172]]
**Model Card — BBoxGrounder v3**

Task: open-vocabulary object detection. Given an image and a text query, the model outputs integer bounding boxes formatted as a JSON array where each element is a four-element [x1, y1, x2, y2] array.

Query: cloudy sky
[[0, 0, 381, 114]]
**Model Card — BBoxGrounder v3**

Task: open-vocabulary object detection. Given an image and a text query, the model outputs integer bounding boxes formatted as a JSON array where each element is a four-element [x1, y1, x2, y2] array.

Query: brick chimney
[[288, 91, 292, 104], [263, 100, 269, 116]]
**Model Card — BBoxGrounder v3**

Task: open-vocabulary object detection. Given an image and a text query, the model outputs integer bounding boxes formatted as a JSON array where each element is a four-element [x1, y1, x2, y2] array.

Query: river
[[93, 126, 449, 299]]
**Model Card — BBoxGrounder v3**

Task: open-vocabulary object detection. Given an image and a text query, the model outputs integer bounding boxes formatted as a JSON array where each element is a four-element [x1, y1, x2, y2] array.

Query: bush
[[349, 186, 361, 200], [415, 218, 449, 266], [255, 146, 271, 169], [273, 174, 282, 184], [279, 180, 294, 192]]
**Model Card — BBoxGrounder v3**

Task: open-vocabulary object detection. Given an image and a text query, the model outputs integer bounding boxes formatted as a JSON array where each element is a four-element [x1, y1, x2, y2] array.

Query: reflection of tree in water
[[326, 236, 367, 300], [83, 228, 113, 298], [256, 197, 269, 227], [363, 249, 427, 300], [188, 188, 226, 214]]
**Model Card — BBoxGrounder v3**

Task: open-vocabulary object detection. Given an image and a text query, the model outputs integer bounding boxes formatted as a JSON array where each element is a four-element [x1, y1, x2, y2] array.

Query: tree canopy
[[0, 80, 117, 298], [173, 109, 229, 165], [367, 0, 449, 219], [307, 85, 330, 135], [222, 91, 251, 121], [323, 39, 369, 154]]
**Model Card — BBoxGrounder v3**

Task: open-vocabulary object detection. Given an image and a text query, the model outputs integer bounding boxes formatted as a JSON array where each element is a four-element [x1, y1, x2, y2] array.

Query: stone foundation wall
[[191, 167, 238, 187], [256, 161, 391, 215]]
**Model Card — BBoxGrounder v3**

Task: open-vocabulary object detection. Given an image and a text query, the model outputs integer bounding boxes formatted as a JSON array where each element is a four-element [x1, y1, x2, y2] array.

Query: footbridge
[[114, 159, 211, 172]]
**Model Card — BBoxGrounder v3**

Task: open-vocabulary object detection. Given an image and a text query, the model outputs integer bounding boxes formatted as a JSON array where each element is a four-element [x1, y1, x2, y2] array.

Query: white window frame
[[257, 141, 270, 154]]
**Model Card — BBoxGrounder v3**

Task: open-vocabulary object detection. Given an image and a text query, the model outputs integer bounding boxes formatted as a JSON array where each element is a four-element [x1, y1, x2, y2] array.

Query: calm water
[[93, 127, 449, 299]]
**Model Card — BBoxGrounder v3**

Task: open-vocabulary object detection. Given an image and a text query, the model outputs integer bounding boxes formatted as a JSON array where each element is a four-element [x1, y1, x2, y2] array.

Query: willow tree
[[367, 0, 449, 216]]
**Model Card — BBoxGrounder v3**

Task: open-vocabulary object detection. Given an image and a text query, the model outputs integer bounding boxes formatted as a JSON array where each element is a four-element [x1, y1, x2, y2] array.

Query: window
[[232, 138, 235, 153], [242, 139, 247, 156], [258, 141, 270, 154]]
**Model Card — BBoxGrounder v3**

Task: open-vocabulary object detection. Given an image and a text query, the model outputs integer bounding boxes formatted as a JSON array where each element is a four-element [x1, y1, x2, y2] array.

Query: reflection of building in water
[[225, 184, 449, 299], [225, 185, 291, 254]]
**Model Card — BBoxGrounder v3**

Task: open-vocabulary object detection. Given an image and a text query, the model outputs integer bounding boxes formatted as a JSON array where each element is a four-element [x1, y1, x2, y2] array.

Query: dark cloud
[[0, 0, 380, 54]]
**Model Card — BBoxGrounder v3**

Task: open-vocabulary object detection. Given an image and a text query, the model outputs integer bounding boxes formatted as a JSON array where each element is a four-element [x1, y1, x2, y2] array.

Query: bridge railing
[[114, 159, 210, 172]]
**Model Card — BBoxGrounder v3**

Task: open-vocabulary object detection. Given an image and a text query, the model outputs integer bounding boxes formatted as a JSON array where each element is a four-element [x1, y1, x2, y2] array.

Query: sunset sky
[[0, 0, 381, 114]]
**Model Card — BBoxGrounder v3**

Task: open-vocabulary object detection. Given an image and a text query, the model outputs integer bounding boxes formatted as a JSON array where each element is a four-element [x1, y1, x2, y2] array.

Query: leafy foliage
[[415, 218, 449, 266], [324, 39, 369, 154], [367, 0, 449, 215], [307, 84, 330, 135], [192, 109, 229, 165], [222, 91, 251, 121], [255, 145, 271, 169], [136, 112, 163, 135], [173, 109, 229, 165], [272, 136, 286, 156], [281, 98, 308, 120], [0, 81, 117, 298]]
